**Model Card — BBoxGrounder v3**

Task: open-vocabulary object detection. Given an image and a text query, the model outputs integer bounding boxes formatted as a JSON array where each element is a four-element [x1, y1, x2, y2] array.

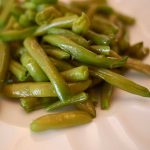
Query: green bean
[[20, 52, 49, 82], [43, 35, 127, 68], [21, 2, 36, 10], [100, 82, 113, 109], [35, 6, 61, 25], [9, 59, 28, 81], [46, 92, 88, 111], [0, 26, 37, 42], [90, 67, 150, 97], [20, 97, 57, 112], [127, 42, 149, 59], [76, 100, 96, 117], [49, 57, 73, 71], [72, 12, 90, 35], [48, 28, 89, 47], [30, 110, 92, 132], [92, 15, 119, 35], [4, 16, 16, 30], [61, 66, 89, 82], [3, 80, 92, 98], [85, 30, 111, 45], [0, 41, 10, 90], [19, 14, 33, 27], [90, 45, 110, 55], [43, 45, 70, 59], [116, 12, 135, 25], [35, 15, 78, 36], [0, 0, 14, 28], [126, 58, 150, 76], [31, 0, 58, 5], [24, 37, 73, 101]]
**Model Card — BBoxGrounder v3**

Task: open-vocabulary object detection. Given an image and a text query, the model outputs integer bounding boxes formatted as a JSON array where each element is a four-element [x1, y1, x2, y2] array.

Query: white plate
[[0, 0, 150, 150]]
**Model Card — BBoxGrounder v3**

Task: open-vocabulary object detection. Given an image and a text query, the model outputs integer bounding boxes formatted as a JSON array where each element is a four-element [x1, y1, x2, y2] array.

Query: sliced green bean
[[31, 0, 58, 5], [30, 110, 92, 132], [24, 37, 73, 101], [100, 82, 113, 109], [48, 27, 89, 47], [20, 52, 49, 82], [43, 45, 70, 59], [3, 80, 92, 98], [76, 100, 96, 117], [90, 45, 110, 55], [49, 57, 73, 71], [0, 26, 37, 42], [35, 6, 61, 25], [90, 67, 150, 97], [85, 30, 111, 45], [92, 15, 119, 35], [20, 97, 57, 112], [126, 58, 150, 76], [0, 41, 10, 90], [61, 66, 89, 82], [35, 15, 78, 36], [0, 0, 14, 28], [9, 59, 28, 81], [44, 35, 127, 68], [72, 12, 90, 35], [46, 92, 88, 111]]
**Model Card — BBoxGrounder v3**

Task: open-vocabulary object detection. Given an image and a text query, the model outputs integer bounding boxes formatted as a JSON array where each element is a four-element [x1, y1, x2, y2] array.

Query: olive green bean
[[35, 15, 78, 36], [100, 82, 113, 109], [9, 59, 28, 81], [44, 35, 127, 68], [46, 92, 88, 111], [30, 110, 92, 132], [48, 28, 89, 47], [35, 6, 61, 25], [90, 45, 110, 55], [43, 45, 70, 59], [0, 26, 37, 42], [90, 67, 150, 97], [3, 80, 92, 98], [31, 0, 58, 5], [0, 41, 10, 89], [20, 52, 49, 82], [85, 30, 111, 45]]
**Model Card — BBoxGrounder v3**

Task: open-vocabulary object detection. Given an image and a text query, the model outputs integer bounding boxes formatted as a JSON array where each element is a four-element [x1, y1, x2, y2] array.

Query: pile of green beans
[[0, 0, 150, 132]]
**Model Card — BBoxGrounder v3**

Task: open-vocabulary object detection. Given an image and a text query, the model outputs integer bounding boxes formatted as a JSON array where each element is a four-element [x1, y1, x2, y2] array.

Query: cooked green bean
[[100, 82, 113, 109], [9, 59, 28, 81], [90, 67, 150, 97], [3, 80, 92, 98], [35, 6, 61, 25], [46, 92, 88, 111], [43, 35, 127, 68], [0, 0, 14, 28], [35, 15, 78, 35], [61, 66, 89, 82], [20, 97, 57, 112], [30, 110, 92, 132], [76, 100, 96, 117], [72, 12, 90, 35], [43, 45, 70, 59], [48, 27, 89, 47], [20, 52, 49, 82], [49, 57, 73, 71], [0, 26, 37, 42], [31, 0, 58, 5], [0, 41, 10, 89], [85, 30, 111, 46], [92, 15, 119, 35], [24, 37, 73, 101], [90, 45, 110, 55]]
